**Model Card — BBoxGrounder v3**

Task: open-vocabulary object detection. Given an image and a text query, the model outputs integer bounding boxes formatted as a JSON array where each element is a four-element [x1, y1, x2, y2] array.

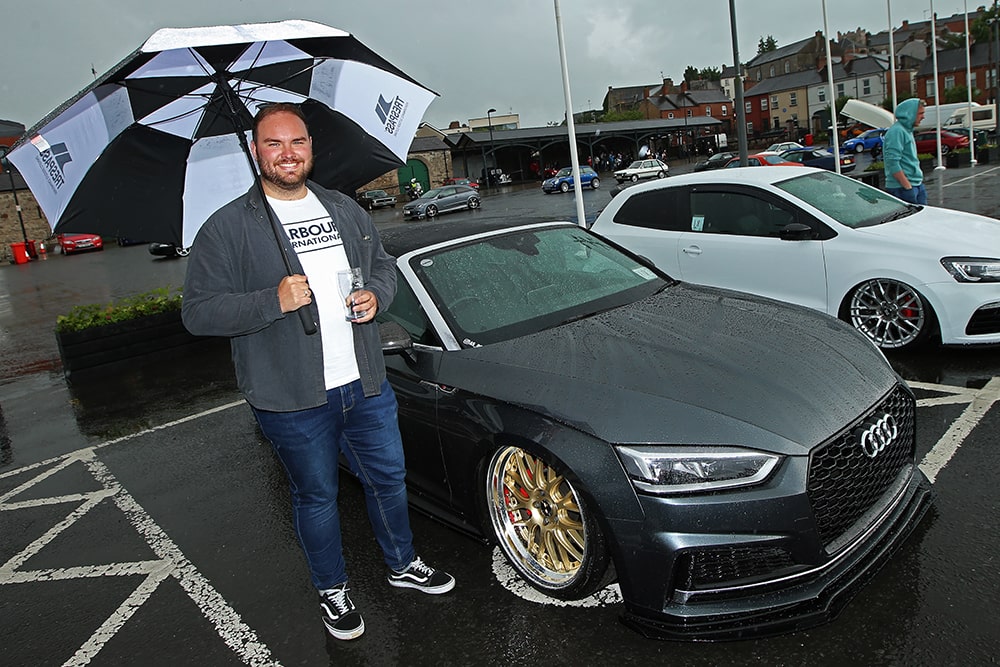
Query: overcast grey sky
[[2, 0, 965, 131]]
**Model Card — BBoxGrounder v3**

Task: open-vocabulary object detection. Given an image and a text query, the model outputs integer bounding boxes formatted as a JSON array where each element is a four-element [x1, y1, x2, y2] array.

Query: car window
[[611, 187, 688, 231], [775, 170, 910, 228], [689, 190, 796, 237], [409, 227, 667, 346], [377, 274, 439, 346]]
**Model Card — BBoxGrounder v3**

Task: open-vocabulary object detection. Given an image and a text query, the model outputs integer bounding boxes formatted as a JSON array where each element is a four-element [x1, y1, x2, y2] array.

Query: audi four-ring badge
[[859, 414, 899, 458], [375, 219, 933, 641]]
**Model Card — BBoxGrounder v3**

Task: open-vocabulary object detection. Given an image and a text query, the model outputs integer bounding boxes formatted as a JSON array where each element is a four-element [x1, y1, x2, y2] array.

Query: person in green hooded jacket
[[882, 98, 927, 204]]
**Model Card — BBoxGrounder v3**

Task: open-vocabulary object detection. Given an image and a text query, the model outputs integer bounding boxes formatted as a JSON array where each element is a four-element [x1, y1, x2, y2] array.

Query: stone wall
[[356, 149, 453, 196], [0, 187, 51, 262]]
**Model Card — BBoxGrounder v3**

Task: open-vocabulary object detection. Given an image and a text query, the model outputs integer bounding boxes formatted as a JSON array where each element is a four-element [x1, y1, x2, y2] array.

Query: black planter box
[[945, 152, 972, 168], [56, 310, 224, 381], [855, 171, 882, 188]]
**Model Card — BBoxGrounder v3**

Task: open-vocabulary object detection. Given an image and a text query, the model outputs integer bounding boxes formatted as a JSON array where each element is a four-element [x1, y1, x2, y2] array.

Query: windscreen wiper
[[880, 204, 920, 223]]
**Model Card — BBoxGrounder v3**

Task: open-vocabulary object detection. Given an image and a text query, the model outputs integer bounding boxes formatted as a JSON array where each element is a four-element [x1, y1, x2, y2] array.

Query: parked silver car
[[402, 185, 481, 219]]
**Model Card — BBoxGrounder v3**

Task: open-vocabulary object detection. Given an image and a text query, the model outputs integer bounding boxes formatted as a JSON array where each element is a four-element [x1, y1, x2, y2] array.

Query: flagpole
[[964, 0, 977, 164], [888, 0, 899, 108], [554, 0, 587, 228], [822, 0, 842, 173], [931, 0, 946, 170]]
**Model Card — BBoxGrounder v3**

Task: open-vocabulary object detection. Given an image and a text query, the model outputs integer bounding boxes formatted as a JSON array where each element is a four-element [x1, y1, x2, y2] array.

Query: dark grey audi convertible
[[375, 219, 931, 640]]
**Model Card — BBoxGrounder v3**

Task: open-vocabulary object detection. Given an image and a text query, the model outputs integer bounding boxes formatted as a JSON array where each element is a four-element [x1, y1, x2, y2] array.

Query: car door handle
[[682, 245, 702, 255]]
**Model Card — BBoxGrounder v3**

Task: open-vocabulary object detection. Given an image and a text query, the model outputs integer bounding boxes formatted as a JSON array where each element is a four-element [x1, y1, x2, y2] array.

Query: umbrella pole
[[220, 83, 316, 336], [240, 136, 318, 336]]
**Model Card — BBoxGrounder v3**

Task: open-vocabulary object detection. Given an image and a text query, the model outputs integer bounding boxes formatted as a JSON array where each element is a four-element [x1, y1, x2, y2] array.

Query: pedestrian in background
[[882, 98, 927, 205], [182, 103, 454, 642]]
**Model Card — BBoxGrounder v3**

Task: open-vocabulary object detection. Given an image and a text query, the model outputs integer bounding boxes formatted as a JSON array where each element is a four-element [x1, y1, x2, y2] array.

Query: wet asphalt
[[2, 155, 1000, 666]]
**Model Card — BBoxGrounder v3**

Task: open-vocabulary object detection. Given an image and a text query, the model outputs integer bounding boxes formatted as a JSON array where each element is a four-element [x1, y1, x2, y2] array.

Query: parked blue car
[[541, 166, 600, 193], [843, 128, 886, 154]]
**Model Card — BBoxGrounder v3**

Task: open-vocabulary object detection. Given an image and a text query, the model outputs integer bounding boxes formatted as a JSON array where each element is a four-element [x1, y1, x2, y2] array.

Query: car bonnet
[[859, 205, 1000, 253], [435, 284, 899, 455]]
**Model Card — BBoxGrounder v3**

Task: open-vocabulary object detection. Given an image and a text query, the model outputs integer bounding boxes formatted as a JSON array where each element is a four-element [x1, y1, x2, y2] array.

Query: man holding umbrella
[[182, 103, 454, 641]]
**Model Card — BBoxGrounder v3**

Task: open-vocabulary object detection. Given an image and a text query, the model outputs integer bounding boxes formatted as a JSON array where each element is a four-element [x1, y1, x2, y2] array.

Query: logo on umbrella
[[30, 136, 73, 190], [375, 94, 408, 137]]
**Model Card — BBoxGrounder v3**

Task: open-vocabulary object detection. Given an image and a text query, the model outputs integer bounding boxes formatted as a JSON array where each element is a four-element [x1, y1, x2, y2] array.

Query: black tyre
[[560, 181, 570, 193], [855, 143, 865, 154], [842, 278, 935, 350], [426, 204, 439, 218], [656, 170, 666, 178], [484, 445, 611, 599], [468, 196, 481, 209], [940, 144, 951, 155], [590, 177, 600, 190], [630, 174, 639, 182]]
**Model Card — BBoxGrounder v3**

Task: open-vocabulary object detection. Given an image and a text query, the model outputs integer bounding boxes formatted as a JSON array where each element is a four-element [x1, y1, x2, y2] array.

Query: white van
[[918, 102, 992, 131], [944, 104, 997, 133]]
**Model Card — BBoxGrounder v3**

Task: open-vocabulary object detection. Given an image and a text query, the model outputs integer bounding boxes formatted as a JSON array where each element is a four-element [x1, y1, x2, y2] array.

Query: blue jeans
[[885, 184, 927, 205], [252, 379, 414, 590]]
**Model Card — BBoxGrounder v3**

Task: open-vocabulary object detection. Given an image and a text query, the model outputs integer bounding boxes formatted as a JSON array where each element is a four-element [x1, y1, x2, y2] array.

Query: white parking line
[[941, 164, 1000, 187], [914, 377, 1000, 483], [1, 379, 997, 653], [0, 400, 278, 667]]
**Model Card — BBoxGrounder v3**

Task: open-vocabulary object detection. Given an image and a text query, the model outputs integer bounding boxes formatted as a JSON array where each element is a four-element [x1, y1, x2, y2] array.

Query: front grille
[[966, 304, 1000, 335], [676, 546, 797, 589], [807, 384, 915, 549]]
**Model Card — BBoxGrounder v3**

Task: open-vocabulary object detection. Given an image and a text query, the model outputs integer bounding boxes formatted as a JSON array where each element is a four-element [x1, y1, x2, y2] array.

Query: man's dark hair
[[252, 103, 309, 143]]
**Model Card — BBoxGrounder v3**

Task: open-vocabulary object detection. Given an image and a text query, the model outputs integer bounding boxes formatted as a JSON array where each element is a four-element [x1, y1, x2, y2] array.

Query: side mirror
[[779, 222, 814, 241], [379, 320, 415, 361]]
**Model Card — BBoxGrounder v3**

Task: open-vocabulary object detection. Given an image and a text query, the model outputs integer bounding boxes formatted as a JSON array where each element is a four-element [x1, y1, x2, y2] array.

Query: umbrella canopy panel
[[8, 20, 437, 248]]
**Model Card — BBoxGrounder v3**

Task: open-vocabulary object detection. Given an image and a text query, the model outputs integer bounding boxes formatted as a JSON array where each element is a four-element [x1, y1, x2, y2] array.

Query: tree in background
[[943, 85, 979, 104], [971, 5, 1000, 44], [757, 35, 778, 54], [684, 65, 722, 83], [880, 91, 916, 110]]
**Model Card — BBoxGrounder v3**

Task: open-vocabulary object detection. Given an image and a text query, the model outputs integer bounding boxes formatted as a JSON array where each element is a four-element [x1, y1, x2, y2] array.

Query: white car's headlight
[[615, 446, 780, 495], [941, 257, 1000, 283]]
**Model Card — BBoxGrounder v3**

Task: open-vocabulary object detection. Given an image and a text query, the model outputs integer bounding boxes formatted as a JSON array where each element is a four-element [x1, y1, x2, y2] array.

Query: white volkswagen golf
[[591, 167, 1000, 350]]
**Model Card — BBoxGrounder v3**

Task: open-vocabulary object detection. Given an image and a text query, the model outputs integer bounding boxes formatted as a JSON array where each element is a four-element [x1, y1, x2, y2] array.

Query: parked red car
[[913, 129, 970, 155], [724, 153, 799, 167], [56, 233, 104, 255], [441, 177, 479, 190]]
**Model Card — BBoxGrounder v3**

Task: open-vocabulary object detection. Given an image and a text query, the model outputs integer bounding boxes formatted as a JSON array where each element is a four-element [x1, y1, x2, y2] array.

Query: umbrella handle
[[296, 307, 317, 335]]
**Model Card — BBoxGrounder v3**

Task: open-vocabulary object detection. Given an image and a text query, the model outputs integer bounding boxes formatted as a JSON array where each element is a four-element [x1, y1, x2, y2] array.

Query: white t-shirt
[[267, 192, 360, 390]]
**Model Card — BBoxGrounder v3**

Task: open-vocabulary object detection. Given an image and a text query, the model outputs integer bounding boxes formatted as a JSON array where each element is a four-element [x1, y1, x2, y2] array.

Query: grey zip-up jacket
[[182, 182, 396, 412]]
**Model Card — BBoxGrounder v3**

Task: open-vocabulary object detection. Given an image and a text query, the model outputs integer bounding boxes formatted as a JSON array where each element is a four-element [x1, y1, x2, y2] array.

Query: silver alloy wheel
[[175, 246, 191, 257], [486, 445, 588, 591], [426, 204, 438, 218], [630, 174, 639, 182], [855, 143, 865, 153], [590, 177, 600, 189], [560, 181, 570, 193], [847, 278, 928, 349], [468, 196, 480, 209]]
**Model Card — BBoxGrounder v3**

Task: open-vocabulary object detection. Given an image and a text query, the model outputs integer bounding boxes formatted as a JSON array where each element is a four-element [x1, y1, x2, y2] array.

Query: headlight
[[941, 257, 1000, 283], [615, 446, 780, 495]]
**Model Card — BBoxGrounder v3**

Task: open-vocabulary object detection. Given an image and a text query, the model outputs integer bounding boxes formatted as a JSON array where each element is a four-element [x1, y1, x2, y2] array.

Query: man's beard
[[259, 156, 313, 192]]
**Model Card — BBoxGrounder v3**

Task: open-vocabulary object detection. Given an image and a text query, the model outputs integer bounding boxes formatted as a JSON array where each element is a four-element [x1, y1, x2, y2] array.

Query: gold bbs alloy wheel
[[487, 446, 587, 590]]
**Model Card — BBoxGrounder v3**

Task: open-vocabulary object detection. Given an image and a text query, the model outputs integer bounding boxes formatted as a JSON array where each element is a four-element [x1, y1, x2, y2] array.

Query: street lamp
[[486, 107, 497, 186]]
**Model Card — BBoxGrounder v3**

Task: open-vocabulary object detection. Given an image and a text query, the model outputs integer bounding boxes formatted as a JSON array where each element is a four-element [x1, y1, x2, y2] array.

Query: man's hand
[[346, 289, 378, 323], [279, 274, 312, 313]]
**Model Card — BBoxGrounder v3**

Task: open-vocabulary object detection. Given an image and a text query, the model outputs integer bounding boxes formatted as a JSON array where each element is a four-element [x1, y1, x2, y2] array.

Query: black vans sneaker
[[387, 556, 456, 594], [319, 583, 364, 640]]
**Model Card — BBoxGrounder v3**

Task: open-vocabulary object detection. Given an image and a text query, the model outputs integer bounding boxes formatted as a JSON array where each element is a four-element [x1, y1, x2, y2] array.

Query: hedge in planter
[[55, 288, 223, 380]]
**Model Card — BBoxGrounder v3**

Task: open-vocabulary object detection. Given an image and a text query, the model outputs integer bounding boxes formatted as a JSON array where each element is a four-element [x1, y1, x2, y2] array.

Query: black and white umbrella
[[7, 19, 436, 249]]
